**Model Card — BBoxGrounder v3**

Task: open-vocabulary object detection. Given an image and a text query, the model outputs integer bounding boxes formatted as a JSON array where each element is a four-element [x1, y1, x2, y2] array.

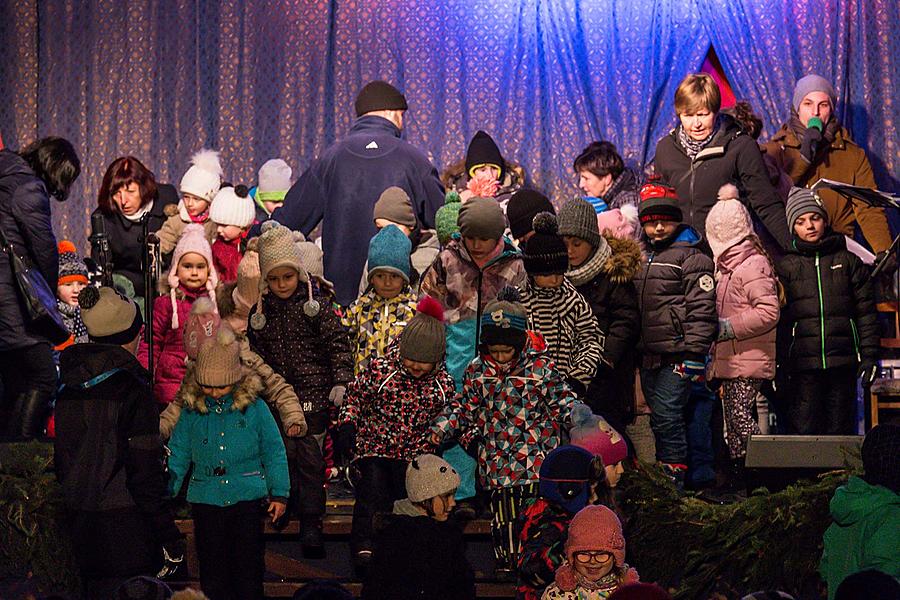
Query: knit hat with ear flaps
[[399, 296, 445, 363], [195, 323, 243, 388], [355, 80, 408, 117], [785, 186, 828, 228], [256, 159, 292, 203], [180, 148, 223, 203], [167, 223, 219, 330], [705, 183, 756, 261], [558, 197, 603, 248], [210, 185, 256, 229], [465, 130, 505, 182], [506, 189, 555, 240], [522, 212, 569, 275], [457, 196, 506, 241], [480, 287, 528, 350], [792, 74, 837, 112], [435, 190, 462, 245], [78, 286, 144, 345], [368, 224, 412, 283], [183, 297, 221, 362], [57, 240, 89, 285], [374, 186, 417, 230], [405, 454, 460, 503], [554, 505, 630, 592]]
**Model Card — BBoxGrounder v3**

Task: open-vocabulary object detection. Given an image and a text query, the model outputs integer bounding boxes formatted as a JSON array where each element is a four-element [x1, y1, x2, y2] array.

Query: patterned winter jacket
[[519, 279, 602, 392], [517, 497, 572, 600], [248, 285, 353, 415], [431, 343, 576, 489], [420, 234, 526, 388], [340, 347, 455, 461], [342, 289, 417, 376]]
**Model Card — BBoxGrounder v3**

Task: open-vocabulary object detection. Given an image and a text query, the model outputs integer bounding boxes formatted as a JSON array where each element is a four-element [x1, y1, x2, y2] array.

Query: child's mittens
[[677, 359, 706, 382], [329, 385, 347, 407], [717, 318, 736, 341]]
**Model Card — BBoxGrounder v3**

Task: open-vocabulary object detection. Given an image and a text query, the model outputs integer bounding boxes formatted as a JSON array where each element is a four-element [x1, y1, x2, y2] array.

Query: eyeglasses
[[573, 551, 613, 564]]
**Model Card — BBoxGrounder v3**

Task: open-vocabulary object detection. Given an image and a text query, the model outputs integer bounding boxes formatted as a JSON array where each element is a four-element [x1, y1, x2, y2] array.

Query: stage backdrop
[[1, 0, 897, 249]]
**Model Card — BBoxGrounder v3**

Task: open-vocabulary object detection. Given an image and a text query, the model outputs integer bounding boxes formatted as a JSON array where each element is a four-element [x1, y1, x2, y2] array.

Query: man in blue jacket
[[259, 81, 445, 306]]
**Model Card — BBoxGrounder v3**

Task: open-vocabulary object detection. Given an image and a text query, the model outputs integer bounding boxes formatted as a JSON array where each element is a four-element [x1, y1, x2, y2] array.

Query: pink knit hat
[[569, 404, 629, 467], [168, 223, 219, 329], [555, 505, 636, 591], [596, 204, 639, 240], [705, 184, 755, 262], [182, 297, 220, 361]]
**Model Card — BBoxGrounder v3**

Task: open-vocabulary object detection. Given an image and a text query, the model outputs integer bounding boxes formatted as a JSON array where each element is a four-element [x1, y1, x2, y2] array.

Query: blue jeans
[[640, 365, 691, 464], [686, 382, 716, 485]]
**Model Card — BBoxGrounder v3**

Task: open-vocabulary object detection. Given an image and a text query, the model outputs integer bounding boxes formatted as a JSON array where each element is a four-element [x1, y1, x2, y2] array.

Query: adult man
[[764, 74, 892, 254], [264, 80, 445, 305]]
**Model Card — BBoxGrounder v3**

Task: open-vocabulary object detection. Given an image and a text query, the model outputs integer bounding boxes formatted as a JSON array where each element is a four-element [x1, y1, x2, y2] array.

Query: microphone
[[807, 116, 824, 133], [90, 212, 106, 239], [801, 117, 825, 162]]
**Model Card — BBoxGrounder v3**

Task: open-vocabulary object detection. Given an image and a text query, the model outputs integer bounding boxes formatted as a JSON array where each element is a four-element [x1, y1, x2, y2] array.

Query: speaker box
[[744, 435, 863, 492]]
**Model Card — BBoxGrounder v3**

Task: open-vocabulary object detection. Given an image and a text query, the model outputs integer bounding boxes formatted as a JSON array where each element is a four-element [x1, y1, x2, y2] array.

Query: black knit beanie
[[465, 130, 505, 181], [355, 81, 408, 117], [522, 212, 569, 275], [507, 189, 555, 240], [638, 183, 683, 224]]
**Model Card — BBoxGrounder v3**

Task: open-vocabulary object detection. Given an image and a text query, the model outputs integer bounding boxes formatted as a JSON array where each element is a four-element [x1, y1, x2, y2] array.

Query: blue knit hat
[[367, 224, 412, 283], [539, 445, 596, 515]]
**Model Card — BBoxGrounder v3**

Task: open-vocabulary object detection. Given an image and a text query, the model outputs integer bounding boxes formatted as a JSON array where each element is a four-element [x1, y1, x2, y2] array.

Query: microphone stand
[[89, 214, 114, 287], [142, 215, 161, 394]]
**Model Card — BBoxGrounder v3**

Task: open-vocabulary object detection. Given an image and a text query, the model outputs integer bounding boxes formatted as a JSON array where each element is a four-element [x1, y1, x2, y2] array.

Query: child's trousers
[[193, 500, 264, 600], [351, 456, 408, 553], [640, 364, 692, 465], [490, 482, 538, 570], [788, 367, 857, 434], [721, 377, 764, 459]]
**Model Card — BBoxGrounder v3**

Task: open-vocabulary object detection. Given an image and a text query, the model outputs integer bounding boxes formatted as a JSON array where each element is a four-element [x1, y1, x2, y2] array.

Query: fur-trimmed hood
[[177, 366, 263, 414], [602, 234, 642, 284]]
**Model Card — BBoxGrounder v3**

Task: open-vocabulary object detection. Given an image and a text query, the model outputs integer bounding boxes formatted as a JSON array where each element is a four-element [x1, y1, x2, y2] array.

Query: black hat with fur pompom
[[522, 212, 569, 275]]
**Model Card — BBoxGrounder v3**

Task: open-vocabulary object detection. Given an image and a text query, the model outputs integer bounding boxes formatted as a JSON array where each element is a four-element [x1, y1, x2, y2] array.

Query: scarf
[[676, 115, 721, 160], [120, 201, 154, 223], [566, 239, 612, 287], [788, 112, 841, 149], [189, 209, 210, 224]]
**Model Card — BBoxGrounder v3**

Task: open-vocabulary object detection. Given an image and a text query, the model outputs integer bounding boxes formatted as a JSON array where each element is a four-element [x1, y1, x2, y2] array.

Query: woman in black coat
[[91, 156, 177, 309], [0, 137, 80, 438], [654, 73, 791, 250]]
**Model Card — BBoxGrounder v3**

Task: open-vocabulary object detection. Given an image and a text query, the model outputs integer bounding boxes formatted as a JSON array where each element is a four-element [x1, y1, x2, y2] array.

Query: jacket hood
[[790, 229, 845, 256], [645, 224, 703, 252], [59, 343, 148, 387], [177, 366, 263, 414], [602, 234, 642, 284], [830, 475, 900, 526], [717, 237, 763, 273], [349, 114, 402, 139], [0, 149, 35, 180]]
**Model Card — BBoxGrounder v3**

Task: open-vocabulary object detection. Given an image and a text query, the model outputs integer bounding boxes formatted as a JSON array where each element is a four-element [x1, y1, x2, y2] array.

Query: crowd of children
[[26, 72, 896, 600]]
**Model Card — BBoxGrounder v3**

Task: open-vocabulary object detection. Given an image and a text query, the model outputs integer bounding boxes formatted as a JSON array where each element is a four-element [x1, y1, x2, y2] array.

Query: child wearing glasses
[[541, 505, 639, 599]]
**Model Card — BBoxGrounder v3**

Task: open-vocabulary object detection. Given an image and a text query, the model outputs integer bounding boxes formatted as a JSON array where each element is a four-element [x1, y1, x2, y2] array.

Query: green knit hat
[[435, 190, 462, 245]]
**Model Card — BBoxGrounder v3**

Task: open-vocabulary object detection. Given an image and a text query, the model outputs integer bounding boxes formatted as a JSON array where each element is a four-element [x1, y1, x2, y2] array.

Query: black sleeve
[[734, 137, 792, 250], [849, 255, 879, 361], [602, 282, 640, 368], [681, 251, 718, 358], [12, 179, 58, 288]]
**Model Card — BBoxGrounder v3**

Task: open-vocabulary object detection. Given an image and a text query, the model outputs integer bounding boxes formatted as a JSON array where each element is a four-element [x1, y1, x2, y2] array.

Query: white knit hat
[[180, 149, 223, 202], [210, 185, 256, 228], [256, 159, 292, 202]]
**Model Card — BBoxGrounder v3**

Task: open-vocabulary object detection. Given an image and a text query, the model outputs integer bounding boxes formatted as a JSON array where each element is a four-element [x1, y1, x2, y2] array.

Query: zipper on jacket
[[788, 322, 797, 358], [850, 319, 860, 362], [815, 253, 826, 369]]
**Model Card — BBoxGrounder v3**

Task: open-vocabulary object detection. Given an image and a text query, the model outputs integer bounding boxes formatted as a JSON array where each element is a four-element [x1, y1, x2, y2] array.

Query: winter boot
[[300, 514, 326, 559], [4, 390, 51, 440]]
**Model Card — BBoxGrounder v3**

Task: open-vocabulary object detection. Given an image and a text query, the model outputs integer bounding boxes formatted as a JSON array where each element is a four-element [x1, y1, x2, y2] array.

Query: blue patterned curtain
[[0, 0, 896, 251]]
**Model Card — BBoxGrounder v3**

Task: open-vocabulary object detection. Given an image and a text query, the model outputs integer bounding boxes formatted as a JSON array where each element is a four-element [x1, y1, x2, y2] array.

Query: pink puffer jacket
[[709, 239, 779, 380]]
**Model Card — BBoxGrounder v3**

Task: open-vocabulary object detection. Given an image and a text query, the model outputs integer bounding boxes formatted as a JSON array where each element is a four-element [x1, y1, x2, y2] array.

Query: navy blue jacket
[[0, 149, 59, 351], [262, 116, 445, 305]]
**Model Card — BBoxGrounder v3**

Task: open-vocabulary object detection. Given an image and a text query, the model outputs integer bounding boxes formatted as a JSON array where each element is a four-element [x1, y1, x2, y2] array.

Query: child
[[55, 240, 90, 351], [344, 225, 417, 375], [157, 149, 222, 254], [520, 211, 603, 397], [356, 186, 441, 294], [705, 184, 779, 465], [209, 184, 256, 282], [568, 404, 630, 490], [517, 445, 614, 600], [145, 223, 219, 406], [253, 158, 292, 223], [340, 296, 454, 563], [247, 220, 353, 557], [430, 288, 577, 572], [363, 454, 475, 600], [448, 130, 523, 209], [633, 183, 716, 485], [434, 190, 462, 247], [216, 238, 260, 335], [506, 189, 556, 248], [777, 187, 878, 434], [558, 197, 641, 431], [158, 297, 307, 441], [542, 505, 639, 599], [168, 324, 289, 600]]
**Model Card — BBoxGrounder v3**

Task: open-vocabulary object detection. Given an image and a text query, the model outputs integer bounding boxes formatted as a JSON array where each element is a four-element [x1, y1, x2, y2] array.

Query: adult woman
[[92, 156, 177, 308], [654, 73, 791, 250], [0, 137, 80, 438]]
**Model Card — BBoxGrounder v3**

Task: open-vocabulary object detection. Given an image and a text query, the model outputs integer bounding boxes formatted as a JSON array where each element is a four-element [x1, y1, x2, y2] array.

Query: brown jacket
[[156, 204, 219, 255], [763, 124, 891, 253], [159, 336, 306, 439]]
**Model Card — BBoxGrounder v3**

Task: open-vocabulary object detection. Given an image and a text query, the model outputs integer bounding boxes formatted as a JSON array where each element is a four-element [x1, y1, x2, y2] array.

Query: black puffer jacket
[[90, 183, 178, 297], [0, 149, 59, 351], [654, 114, 791, 250], [54, 343, 182, 579], [572, 235, 642, 427], [634, 225, 717, 365], [248, 286, 353, 416], [776, 231, 878, 371]]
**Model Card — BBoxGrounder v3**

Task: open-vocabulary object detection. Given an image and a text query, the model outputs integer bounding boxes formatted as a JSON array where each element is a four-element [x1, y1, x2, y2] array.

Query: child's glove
[[857, 361, 879, 386], [717, 318, 736, 341], [676, 359, 706, 383], [329, 385, 347, 407]]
